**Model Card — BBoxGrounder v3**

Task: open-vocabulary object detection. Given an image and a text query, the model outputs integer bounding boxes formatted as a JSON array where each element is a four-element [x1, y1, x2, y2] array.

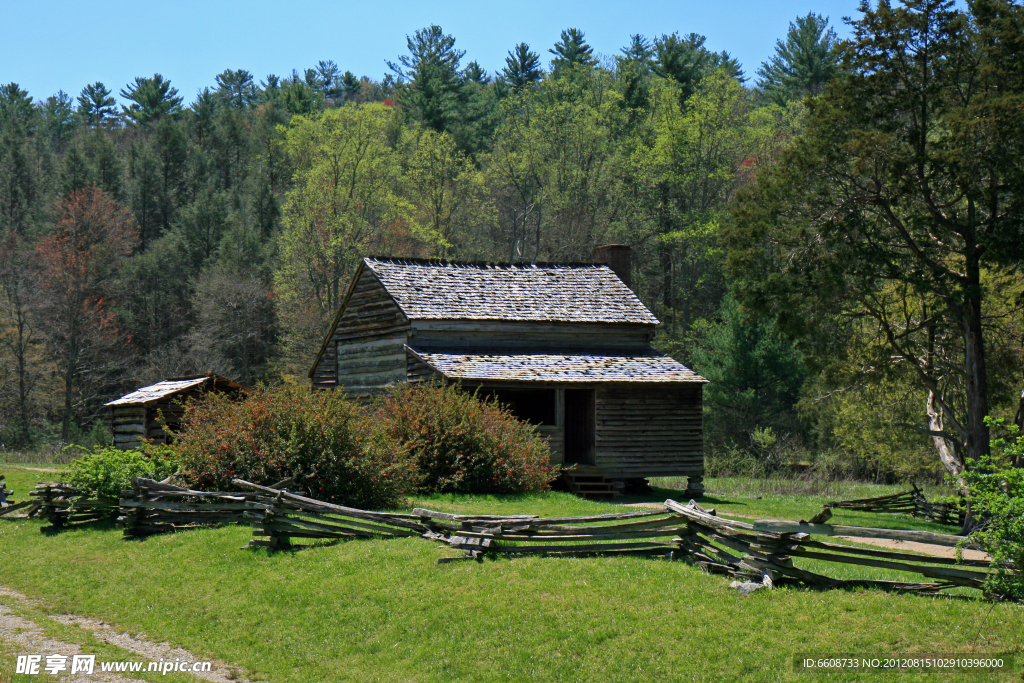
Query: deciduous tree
[[36, 187, 139, 440]]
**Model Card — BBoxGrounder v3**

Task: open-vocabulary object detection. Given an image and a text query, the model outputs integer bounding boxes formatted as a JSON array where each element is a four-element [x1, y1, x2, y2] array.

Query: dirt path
[[0, 585, 249, 682]]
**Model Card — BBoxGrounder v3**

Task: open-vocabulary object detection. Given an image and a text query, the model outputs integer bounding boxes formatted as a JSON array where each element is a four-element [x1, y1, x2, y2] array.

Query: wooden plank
[[451, 528, 685, 542], [481, 541, 676, 554], [752, 521, 970, 548]]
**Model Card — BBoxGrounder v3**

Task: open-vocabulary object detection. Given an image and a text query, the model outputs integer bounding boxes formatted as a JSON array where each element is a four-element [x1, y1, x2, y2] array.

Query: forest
[[1, 0, 1021, 484]]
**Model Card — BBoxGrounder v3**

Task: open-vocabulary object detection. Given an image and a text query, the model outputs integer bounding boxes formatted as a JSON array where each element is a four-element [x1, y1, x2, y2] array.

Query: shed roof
[[105, 374, 248, 407], [365, 257, 659, 325], [407, 346, 707, 384]]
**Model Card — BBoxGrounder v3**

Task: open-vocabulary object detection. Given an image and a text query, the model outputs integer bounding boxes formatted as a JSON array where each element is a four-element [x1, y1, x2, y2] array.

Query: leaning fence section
[[27, 483, 118, 531], [413, 506, 685, 563], [414, 499, 1011, 595], [827, 486, 963, 525], [233, 480, 428, 549], [667, 500, 1000, 593], [0, 474, 35, 517], [3, 476, 1013, 598], [118, 478, 265, 537]]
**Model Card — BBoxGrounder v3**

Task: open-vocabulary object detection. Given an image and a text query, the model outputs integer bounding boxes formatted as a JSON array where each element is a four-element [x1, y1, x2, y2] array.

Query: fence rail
[[827, 486, 963, 525], [4, 477, 1014, 598], [0, 474, 34, 517]]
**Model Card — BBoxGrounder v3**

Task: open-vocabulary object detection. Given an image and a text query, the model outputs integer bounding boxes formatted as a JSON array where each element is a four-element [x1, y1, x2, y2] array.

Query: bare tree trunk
[[1014, 383, 1023, 469], [62, 324, 77, 443], [927, 389, 964, 487]]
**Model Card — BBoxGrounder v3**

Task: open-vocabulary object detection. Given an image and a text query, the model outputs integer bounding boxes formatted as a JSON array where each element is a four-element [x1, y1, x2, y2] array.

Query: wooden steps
[[561, 468, 619, 500]]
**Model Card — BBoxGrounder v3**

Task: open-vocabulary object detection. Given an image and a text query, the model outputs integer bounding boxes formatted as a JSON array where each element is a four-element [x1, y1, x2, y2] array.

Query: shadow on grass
[[40, 517, 118, 536], [257, 538, 348, 554]]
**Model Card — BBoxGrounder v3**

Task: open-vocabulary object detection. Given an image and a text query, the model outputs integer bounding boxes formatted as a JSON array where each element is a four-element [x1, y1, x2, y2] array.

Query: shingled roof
[[364, 257, 659, 324], [407, 347, 707, 384], [105, 374, 248, 407]]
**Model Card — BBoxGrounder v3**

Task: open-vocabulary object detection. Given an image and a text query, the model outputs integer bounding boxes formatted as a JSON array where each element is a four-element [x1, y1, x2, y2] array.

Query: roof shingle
[[407, 346, 707, 384], [365, 257, 659, 324]]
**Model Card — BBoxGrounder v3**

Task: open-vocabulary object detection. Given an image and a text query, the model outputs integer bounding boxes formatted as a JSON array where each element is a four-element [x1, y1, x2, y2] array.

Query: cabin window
[[478, 388, 557, 426]]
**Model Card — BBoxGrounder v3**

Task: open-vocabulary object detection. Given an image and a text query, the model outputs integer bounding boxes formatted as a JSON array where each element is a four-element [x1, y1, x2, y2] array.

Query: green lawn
[[1, 465, 1022, 683]]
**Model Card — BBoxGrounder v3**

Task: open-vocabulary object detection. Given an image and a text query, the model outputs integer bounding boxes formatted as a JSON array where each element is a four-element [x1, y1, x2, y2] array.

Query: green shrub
[[374, 383, 557, 494], [174, 385, 419, 510], [962, 418, 1024, 601], [65, 445, 180, 499]]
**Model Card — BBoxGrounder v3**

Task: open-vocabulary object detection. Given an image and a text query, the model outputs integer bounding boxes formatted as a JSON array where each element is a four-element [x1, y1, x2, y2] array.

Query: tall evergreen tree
[[502, 43, 543, 88], [619, 34, 654, 69], [463, 61, 489, 86], [42, 91, 76, 145], [314, 60, 342, 100], [339, 71, 361, 102], [549, 28, 596, 74], [215, 69, 257, 109], [388, 25, 466, 134], [120, 74, 184, 125], [76, 82, 117, 127], [708, 51, 746, 82], [756, 13, 839, 105], [652, 32, 711, 101], [0, 84, 36, 133]]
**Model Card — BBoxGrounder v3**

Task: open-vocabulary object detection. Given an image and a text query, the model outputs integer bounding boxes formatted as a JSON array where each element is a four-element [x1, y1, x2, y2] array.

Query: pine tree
[[388, 25, 466, 134], [339, 71, 361, 102], [315, 60, 342, 101], [0, 83, 36, 133], [652, 33, 711, 101], [215, 69, 257, 109], [463, 61, 489, 86], [42, 91, 76, 144], [619, 34, 653, 68], [756, 13, 839, 105], [502, 43, 543, 88], [76, 82, 117, 127], [549, 28, 596, 74], [120, 74, 184, 125]]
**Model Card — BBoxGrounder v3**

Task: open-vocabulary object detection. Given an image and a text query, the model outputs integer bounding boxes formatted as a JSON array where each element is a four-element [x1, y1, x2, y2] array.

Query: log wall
[[112, 406, 147, 450], [324, 268, 412, 396], [595, 384, 703, 478], [536, 425, 564, 465]]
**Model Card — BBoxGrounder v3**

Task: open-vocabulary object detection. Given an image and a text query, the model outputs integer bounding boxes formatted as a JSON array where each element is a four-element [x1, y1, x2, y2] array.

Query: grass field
[[1, 464, 1022, 683]]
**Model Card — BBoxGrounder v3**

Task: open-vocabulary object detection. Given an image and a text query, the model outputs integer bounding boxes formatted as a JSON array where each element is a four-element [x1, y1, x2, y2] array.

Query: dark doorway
[[563, 389, 595, 465], [477, 387, 557, 425]]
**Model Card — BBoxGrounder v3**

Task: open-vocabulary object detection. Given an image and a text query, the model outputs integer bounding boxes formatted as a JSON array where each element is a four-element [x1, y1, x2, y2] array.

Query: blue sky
[[4, 0, 864, 106]]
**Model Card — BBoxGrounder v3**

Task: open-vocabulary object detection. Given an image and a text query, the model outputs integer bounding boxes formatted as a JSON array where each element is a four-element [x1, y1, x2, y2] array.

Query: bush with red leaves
[[175, 385, 419, 509], [373, 383, 558, 494]]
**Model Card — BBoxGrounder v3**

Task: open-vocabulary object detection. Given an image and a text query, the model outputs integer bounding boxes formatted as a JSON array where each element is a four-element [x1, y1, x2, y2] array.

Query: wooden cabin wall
[[112, 406, 147, 450], [595, 384, 703, 478], [311, 340, 337, 391], [406, 353, 439, 383], [537, 426, 564, 464], [330, 269, 412, 396], [409, 320, 653, 352]]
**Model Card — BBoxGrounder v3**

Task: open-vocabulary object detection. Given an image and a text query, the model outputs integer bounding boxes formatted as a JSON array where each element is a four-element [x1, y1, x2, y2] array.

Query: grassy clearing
[[1, 464, 1021, 682], [652, 476, 961, 533]]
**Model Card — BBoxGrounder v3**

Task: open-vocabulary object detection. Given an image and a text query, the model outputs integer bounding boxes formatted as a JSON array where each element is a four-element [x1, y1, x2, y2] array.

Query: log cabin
[[105, 373, 249, 450], [308, 245, 707, 498]]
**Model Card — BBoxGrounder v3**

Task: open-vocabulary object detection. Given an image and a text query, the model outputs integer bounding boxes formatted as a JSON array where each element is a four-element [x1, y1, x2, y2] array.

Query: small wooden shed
[[104, 374, 249, 450], [308, 246, 708, 497]]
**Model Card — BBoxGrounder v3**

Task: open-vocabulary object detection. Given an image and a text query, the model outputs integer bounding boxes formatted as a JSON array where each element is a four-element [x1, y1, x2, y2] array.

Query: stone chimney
[[592, 244, 632, 290]]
